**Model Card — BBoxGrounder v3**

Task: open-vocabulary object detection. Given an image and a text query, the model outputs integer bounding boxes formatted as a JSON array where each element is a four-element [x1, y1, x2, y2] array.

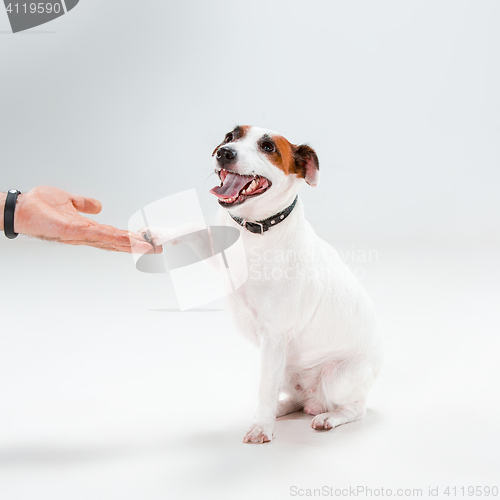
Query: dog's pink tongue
[[210, 172, 251, 199]]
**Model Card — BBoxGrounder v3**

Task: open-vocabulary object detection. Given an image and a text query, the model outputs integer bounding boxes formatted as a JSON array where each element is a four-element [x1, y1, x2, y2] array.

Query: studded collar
[[229, 196, 298, 234]]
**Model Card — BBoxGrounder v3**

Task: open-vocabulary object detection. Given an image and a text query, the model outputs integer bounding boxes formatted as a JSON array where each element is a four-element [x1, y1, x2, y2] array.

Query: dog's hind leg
[[309, 360, 373, 431], [311, 401, 366, 430]]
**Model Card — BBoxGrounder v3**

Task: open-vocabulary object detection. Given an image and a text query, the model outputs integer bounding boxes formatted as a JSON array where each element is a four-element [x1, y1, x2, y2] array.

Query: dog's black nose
[[216, 146, 237, 165]]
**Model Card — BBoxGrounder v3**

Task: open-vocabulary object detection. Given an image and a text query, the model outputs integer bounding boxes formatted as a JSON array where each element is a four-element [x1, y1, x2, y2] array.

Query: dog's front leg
[[243, 336, 287, 444]]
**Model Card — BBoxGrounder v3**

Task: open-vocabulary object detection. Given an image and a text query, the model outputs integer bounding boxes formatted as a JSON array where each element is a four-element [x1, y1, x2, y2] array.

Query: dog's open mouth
[[210, 169, 271, 207]]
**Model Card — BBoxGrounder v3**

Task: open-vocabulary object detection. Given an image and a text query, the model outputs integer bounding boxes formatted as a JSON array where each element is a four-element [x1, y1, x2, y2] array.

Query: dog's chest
[[227, 233, 311, 338]]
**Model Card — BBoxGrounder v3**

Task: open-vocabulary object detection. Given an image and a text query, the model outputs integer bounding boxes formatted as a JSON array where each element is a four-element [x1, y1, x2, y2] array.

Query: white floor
[[0, 236, 499, 499]]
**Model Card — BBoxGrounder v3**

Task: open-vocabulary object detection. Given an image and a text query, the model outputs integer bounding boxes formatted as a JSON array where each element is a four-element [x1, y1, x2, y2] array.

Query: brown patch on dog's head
[[212, 125, 251, 156], [257, 134, 296, 175], [259, 133, 320, 187]]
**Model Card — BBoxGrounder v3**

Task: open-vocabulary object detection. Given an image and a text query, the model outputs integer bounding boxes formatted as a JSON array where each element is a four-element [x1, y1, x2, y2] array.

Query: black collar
[[229, 196, 298, 234]]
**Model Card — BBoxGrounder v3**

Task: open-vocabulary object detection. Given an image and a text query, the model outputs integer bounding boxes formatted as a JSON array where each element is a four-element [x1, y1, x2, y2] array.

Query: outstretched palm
[[14, 186, 159, 254]]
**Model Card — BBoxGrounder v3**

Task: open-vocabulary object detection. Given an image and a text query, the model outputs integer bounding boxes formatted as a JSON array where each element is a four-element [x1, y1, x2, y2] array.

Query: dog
[[143, 125, 382, 444]]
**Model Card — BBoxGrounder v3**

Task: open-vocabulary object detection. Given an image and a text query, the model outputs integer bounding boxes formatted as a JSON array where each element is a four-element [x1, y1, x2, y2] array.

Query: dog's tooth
[[246, 179, 257, 193]]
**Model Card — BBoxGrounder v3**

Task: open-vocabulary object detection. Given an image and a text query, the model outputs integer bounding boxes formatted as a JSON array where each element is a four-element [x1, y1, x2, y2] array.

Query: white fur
[[215, 127, 382, 443], [143, 126, 383, 444]]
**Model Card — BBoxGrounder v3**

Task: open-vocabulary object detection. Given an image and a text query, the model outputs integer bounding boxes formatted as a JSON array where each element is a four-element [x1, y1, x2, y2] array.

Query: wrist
[[0, 192, 6, 231], [12, 192, 27, 235]]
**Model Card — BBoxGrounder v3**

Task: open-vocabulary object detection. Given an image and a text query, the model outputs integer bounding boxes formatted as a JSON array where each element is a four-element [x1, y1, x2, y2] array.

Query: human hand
[[12, 186, 161, 254]]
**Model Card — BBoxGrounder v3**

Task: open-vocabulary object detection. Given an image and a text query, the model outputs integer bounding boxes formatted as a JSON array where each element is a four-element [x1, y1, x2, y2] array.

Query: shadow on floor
[[0, 408, 384, 468]]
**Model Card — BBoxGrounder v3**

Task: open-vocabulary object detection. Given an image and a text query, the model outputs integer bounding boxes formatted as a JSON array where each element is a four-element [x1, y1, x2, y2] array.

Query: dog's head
[[210, 126, 319, 217]]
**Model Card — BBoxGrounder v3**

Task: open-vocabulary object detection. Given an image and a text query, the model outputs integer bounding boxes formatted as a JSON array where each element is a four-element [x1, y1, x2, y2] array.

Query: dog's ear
[[294, 144, 319, 187]]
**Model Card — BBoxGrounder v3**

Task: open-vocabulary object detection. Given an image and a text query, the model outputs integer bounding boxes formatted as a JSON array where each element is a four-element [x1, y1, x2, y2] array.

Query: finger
[[71, 195, 102, 214], [78, 224, 138, 246], [62, 240, 161, 254], [118, 230, 163, 254], [130, 239, 163, 254], [68, 223, 162, 253]]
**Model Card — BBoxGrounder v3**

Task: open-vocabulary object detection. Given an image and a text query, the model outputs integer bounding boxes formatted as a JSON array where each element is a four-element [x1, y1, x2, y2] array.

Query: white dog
[[144, 125, 382, 444]]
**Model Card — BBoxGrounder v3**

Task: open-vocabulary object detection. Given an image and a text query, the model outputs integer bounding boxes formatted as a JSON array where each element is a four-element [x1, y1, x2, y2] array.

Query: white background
[[0, 1, 499, 499]]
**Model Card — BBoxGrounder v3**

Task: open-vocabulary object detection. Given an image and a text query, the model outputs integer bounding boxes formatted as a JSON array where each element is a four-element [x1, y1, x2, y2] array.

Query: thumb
[[71, 194, 102, 214]]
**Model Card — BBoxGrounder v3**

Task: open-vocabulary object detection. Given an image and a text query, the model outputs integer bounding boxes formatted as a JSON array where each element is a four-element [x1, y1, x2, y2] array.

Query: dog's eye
[[224, 133, 234, 143], [261, 142, 275, 153]]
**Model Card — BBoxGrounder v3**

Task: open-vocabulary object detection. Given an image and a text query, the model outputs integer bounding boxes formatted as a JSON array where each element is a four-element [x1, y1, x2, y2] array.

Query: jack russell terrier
[[143, 125, 383, 444]]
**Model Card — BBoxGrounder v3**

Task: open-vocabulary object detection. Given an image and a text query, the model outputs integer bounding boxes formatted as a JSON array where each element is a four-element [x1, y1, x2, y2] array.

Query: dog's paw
[[243, 422, 273, 444], [139, 227, 172, 247], [310, 412, 340, 431]]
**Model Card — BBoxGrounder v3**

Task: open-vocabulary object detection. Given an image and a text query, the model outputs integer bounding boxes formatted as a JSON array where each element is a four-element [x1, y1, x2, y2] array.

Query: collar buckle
[[243, 219, 264, 234]]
